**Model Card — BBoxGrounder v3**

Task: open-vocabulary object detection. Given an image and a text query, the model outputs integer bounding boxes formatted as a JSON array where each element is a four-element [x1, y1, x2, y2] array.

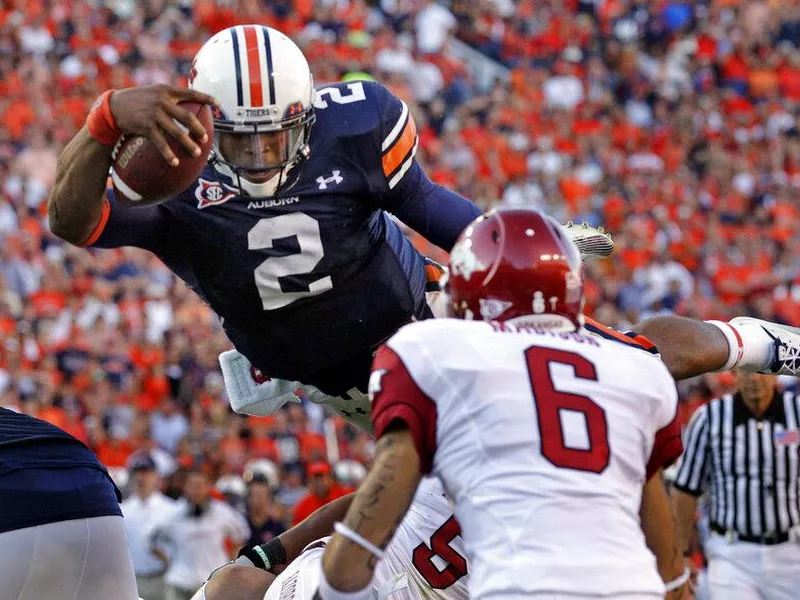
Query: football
[[110, 102, 214, 207]]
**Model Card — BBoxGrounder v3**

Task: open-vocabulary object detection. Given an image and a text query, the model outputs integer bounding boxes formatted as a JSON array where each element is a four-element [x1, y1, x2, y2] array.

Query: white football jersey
[[263, 538, 327, 600], [371, 319, 682, 599], [263, 478, 467, 600], [373, 477, 469, 600]]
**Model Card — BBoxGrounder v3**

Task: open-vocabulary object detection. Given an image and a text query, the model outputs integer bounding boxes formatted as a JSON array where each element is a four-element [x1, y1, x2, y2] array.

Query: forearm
[[48, 126, 113, 245], [640, 471, 683, 583], [237, 494, 356, 573], [409, 182, 481, 251], [671, 489, 699, 556], [634, 316, 728, 380], [322, 429, 421, 593]]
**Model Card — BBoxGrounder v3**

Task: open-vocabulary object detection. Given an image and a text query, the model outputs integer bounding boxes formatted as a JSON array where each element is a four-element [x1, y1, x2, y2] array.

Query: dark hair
[[246, 473, 271, 486]]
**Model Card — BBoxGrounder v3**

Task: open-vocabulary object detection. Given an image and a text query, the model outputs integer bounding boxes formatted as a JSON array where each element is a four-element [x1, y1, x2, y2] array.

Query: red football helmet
[[446, 208, 584, 328]]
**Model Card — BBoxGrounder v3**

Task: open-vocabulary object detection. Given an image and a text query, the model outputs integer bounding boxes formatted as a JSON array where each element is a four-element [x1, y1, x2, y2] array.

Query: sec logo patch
[[195, 179, 236, 209]]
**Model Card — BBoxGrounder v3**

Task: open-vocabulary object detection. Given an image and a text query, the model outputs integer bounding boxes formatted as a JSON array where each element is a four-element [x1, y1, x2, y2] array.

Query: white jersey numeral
[[248, 213, 333, 310], [313, 82, 367, 109]]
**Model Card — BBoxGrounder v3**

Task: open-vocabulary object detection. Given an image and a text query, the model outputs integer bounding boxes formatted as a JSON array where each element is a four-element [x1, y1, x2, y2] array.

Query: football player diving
[[49, 26, 800, 430]]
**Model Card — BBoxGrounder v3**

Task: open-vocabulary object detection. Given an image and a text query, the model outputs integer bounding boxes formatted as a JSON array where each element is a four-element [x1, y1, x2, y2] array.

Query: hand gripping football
[[110, 102, 214, 207]]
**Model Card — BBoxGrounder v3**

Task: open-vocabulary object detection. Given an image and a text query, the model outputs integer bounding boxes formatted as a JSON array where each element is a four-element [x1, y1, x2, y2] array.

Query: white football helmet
[[216, 474, 247, 498], [243, 458, 280, 490], [333, 459, 367, 487], [189, 25, 315, 197]]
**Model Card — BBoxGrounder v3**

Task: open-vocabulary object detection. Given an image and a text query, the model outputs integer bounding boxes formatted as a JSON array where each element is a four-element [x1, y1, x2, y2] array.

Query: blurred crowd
[[1, 0, 800, 572]]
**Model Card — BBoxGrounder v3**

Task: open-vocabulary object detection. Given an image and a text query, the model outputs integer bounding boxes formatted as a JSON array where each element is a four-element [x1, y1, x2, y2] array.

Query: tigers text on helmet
[[446, 208, 585, 330], [189, 25, 315, 198]]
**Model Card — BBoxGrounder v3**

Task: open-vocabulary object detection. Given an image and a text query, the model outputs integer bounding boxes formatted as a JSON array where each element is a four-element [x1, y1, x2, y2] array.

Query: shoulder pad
[[388, 319, 486, 355]]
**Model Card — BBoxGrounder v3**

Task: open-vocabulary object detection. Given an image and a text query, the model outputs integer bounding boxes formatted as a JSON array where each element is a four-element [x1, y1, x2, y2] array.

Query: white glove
[[218, 350, 373, 430], [218, 350, 302, 416]]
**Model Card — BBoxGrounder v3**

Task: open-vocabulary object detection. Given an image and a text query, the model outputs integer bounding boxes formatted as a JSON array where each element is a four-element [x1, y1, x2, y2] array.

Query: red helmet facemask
[[446, 208, 585, 329]]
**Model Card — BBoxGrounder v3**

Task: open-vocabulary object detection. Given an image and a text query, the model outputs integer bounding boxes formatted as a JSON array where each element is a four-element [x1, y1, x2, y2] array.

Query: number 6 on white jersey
[[248, 213, 333, 310]]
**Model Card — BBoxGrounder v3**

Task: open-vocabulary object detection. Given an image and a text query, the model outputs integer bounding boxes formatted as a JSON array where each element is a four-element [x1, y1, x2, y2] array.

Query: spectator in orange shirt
[[95, 430, 134, 468], [291, 461, 348, 526]]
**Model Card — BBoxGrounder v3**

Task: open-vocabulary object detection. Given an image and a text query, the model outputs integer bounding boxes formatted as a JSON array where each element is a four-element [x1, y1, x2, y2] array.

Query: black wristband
[[237, 538, 287, 571]]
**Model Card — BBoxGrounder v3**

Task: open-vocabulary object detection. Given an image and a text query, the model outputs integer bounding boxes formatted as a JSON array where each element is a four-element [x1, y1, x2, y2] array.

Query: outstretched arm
[[205, 495, 356, 599], [634, 316, 730, 381], [237, 492, 356, 573], [49, 85, 214, 246], [383, 160, 482, 252], [632, 315, 792, 381], [281, 493, 355, 563], [640, 471, 688, 599], [320, 425, 422, 596]]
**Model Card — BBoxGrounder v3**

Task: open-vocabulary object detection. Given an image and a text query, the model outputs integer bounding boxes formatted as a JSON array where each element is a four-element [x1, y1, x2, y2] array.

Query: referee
[[672, 371, 800, 600]]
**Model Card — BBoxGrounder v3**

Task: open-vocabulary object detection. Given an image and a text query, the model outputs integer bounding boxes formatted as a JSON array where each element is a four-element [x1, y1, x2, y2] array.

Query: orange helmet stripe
[[243, 26, 264, 107]]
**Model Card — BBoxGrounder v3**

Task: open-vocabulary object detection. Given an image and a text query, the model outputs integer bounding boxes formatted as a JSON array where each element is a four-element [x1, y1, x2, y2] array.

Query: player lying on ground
[[319, 209, 691, 600], [192, 478, 467, 600]]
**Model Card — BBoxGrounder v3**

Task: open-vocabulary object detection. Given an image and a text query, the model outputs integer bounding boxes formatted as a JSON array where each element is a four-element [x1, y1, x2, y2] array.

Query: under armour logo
[[316, 170, 343, 190]]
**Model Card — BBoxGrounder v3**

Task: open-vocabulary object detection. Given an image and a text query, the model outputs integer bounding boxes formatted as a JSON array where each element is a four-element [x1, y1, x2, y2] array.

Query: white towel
[[218, 349, 302, 416], [219, 350, 373, 430]]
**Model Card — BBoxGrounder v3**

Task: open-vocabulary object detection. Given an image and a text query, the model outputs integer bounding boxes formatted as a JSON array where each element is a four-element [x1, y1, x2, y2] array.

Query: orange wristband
[[86, 90, 121, 146]]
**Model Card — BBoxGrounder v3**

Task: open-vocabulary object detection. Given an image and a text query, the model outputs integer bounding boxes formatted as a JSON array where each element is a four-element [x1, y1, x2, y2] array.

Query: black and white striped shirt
[[674, 391, 800, 537]]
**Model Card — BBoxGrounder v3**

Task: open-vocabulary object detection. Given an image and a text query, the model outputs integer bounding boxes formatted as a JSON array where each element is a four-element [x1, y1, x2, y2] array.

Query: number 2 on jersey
[[412, 516, 467, 589], [313, 82, 366, 109], [248, 213, 332, 310], [525, 346, 610, 474]]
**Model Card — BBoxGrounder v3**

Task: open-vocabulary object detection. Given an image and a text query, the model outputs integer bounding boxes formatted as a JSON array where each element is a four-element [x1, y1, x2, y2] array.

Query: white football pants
[[705, 531, 800, 600], [0, 515, 139, 600]]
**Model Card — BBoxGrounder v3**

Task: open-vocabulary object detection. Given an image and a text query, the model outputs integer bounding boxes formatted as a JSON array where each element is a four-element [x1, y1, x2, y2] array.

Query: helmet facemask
[[210, 109, 315, 198]]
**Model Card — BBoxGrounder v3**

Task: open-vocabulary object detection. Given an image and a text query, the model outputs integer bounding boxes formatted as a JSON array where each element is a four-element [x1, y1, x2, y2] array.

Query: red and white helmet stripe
[[229, 25, 275, 108], [191, 24, 314, 126]]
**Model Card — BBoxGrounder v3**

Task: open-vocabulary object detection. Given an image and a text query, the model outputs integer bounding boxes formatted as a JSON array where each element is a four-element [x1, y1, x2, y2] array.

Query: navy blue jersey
[[85, 82, 480, 395], [0, 408, 121, 532], [0, 407, 103, 474]]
